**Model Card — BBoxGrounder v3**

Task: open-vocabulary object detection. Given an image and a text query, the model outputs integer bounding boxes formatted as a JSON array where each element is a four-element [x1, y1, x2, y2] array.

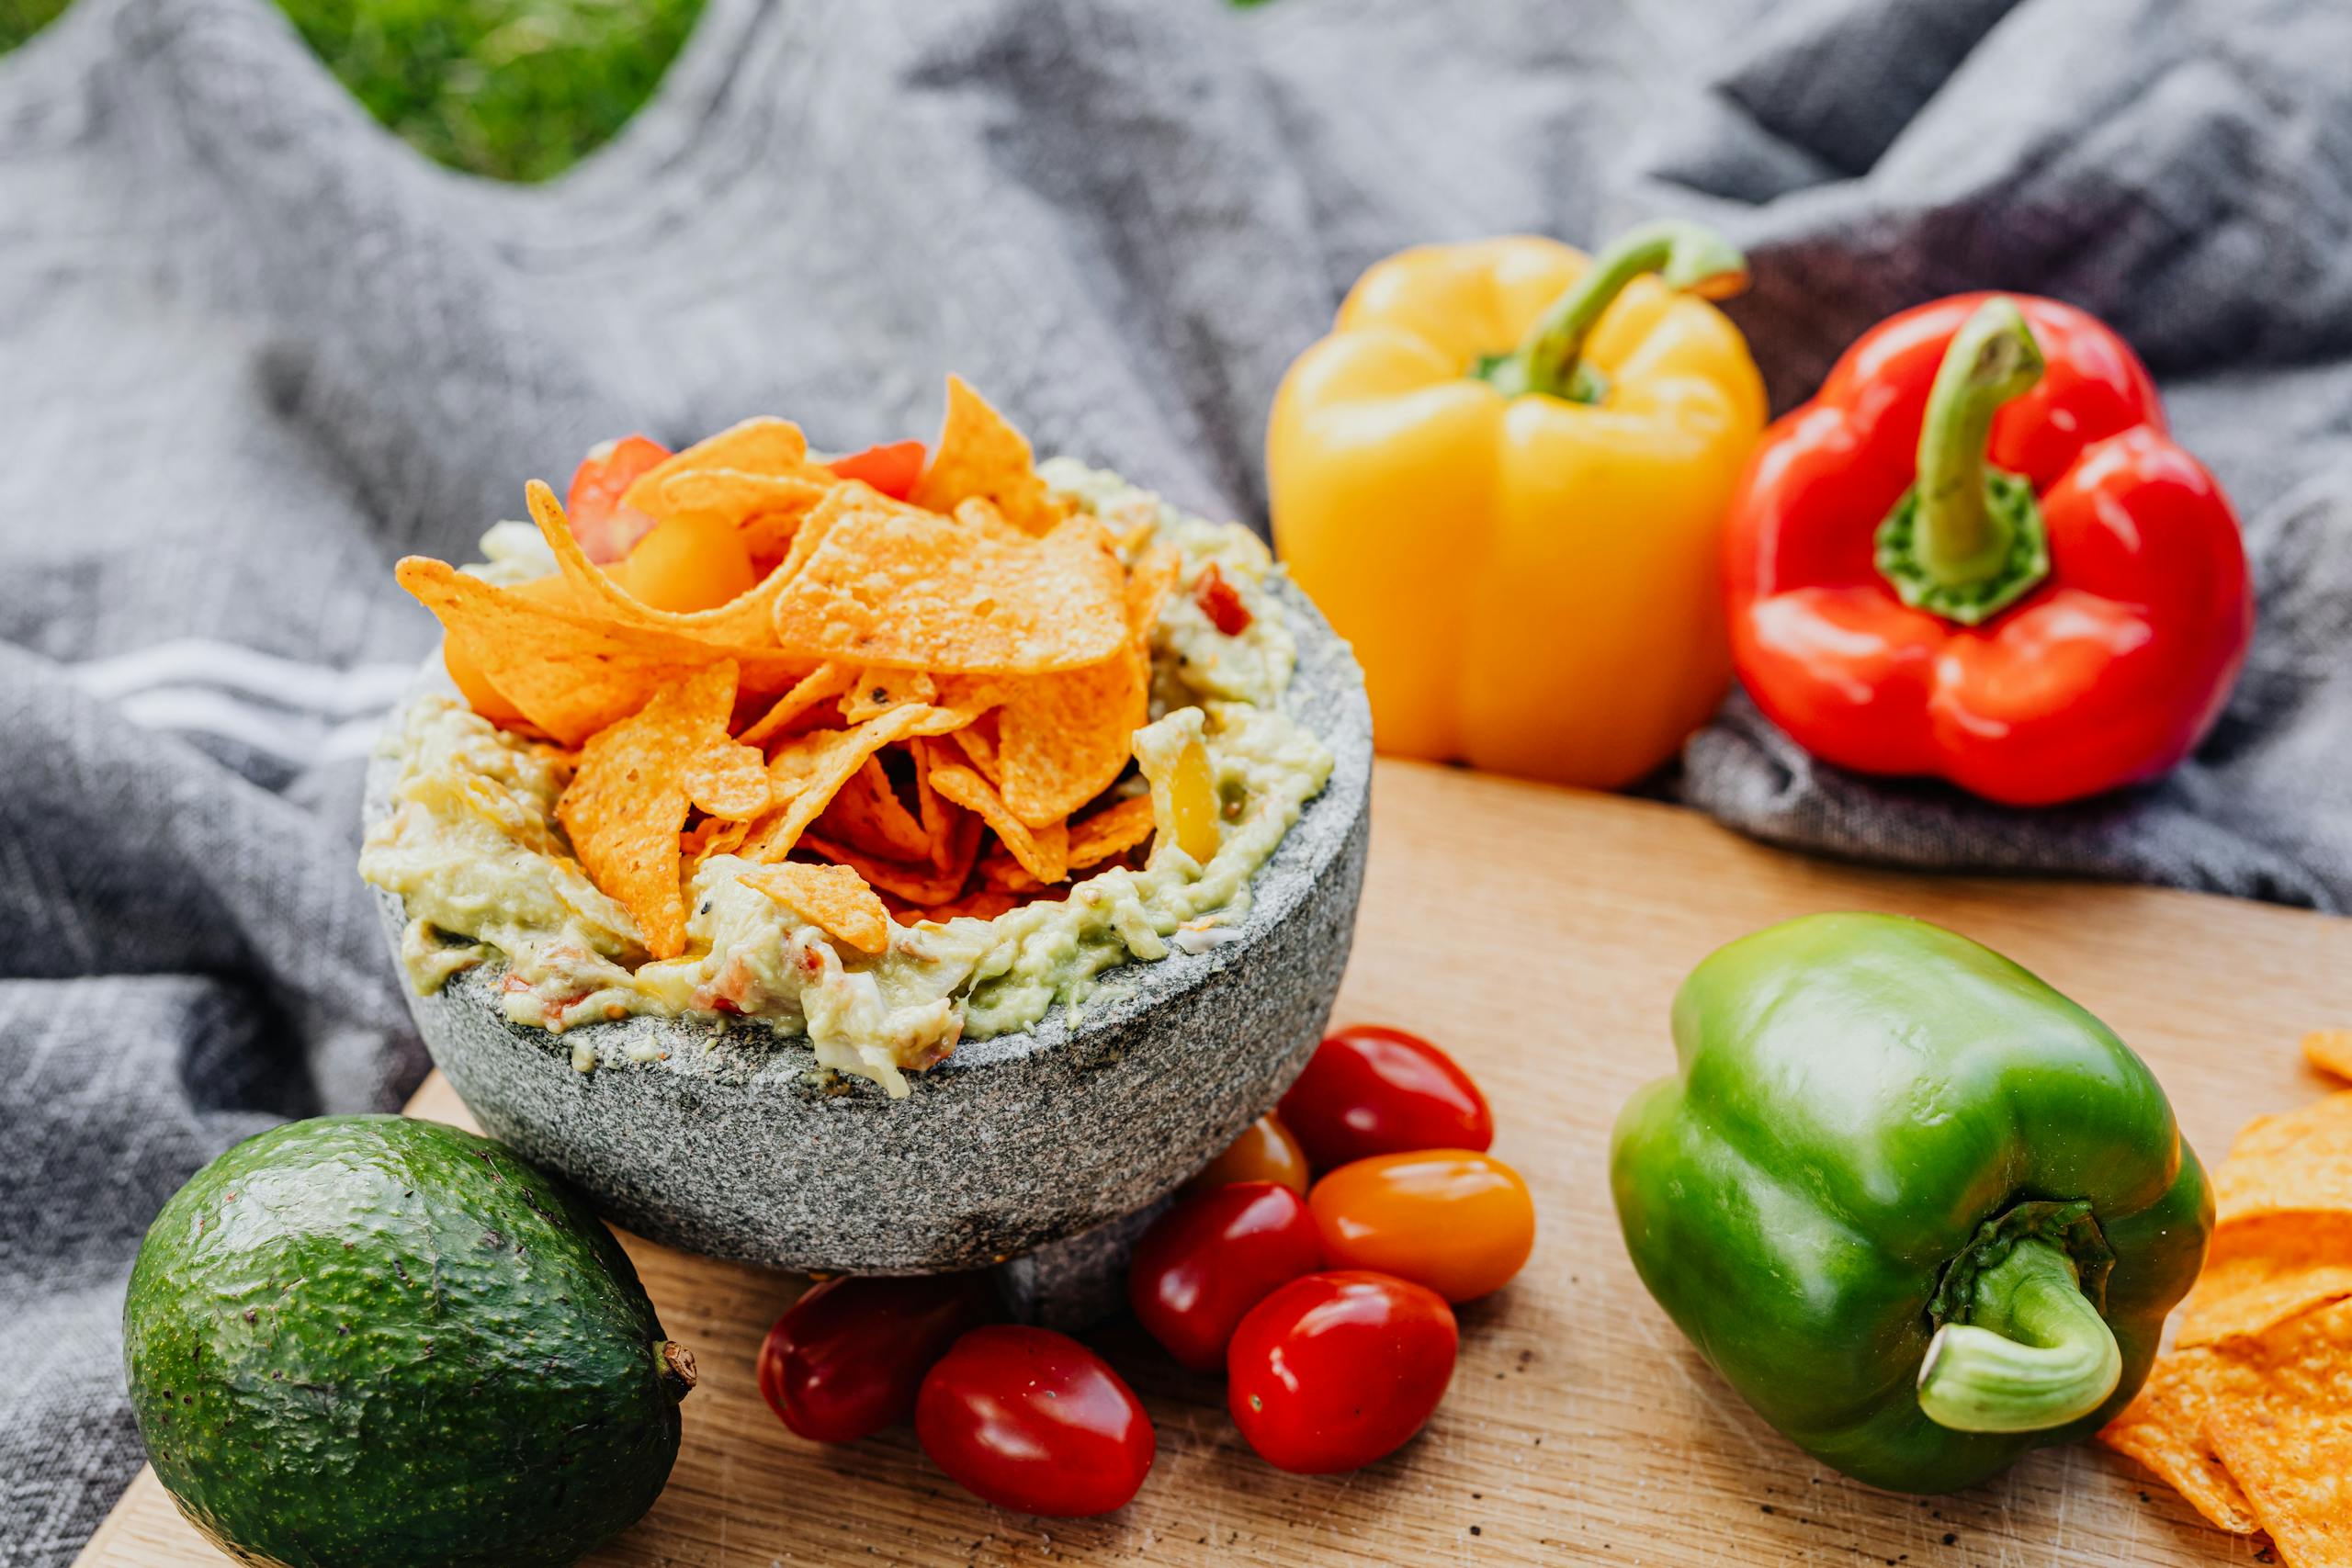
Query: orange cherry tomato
[[441, 572, 579, 724], [1308, 1150, 1535, 1303], [1184, 1111, 1309, 1198], [617, 514, 757, 612]]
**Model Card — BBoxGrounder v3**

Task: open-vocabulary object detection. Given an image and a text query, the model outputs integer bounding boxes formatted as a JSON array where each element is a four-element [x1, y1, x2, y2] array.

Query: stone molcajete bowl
[[365, 575, 1371, 1280]]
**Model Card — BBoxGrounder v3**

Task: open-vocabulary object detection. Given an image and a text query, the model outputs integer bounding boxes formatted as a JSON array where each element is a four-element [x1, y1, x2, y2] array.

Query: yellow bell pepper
[[1268, 223, 1768, 788]]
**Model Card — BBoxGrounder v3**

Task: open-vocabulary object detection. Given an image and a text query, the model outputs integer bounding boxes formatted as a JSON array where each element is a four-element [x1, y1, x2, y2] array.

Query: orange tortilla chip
[[842, 667, 939, 724], [765, 490, 1126, 673], [739, 861, 892, 955], [951, 712, 1003, 784], [396, 558, 802, 747], [684, 817, 752, 872], [910, 376, 1069, 536], [803, 818, 979, 908], [917, 888, 1025, 924], [927, 761, 1069, 885], [554, 662, 763, 959], [619, 417, 810, 518], [740, 705, 937, 863], [996, 551, 1159, 827], [816, 757, 933, 862], [2098, 1347, 2263, 1535], [526, 480, 803, 649], [2216, 1092, 2352, 1223], [2202, 1299, 2352, 1564], [2303, 1030, 2352, 1081], [912, 739, 967, 874], [2179, 1212, 2352, 1348], [657, 468, 830, 561], [1069, 794, 1157, 869], [739, 662, 853, 749]]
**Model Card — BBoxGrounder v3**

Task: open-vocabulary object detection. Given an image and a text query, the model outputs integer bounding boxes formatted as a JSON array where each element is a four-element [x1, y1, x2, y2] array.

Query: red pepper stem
[[1916, 1236, 2120, 1434], [1492, 221, 1749, 403], [1874, 299, 2052, 625]]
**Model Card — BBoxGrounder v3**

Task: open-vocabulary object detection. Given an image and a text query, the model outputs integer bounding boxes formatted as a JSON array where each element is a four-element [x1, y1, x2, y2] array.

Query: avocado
[[124, 1115, 694, 1568]]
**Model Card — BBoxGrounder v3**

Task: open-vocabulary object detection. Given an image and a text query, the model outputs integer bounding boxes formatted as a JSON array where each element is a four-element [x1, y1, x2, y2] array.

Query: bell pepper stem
[[1484, 221, 1749, 403], [1917, 1236, 2121, 1434], [1874, 298, 2052, 625]]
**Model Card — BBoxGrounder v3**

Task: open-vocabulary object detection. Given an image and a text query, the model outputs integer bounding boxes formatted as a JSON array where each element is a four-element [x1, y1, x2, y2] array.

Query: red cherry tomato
[[565, 434, 671, 563], [1309, 1150, 1535, 1302], [1183, 1111, 1310, 1198], [1278, 1025, 1493, 1168], [756, 1272, 995, 1443], [1127, 1180, 1320, 1371], [916, 1325, 1155, 1517], [1227, 1271, 1457, 1474], [824, 439, 926, 500]]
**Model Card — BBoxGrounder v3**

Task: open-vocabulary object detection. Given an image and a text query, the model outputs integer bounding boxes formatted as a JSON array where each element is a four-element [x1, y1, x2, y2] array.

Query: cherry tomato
[[1278, 1024, 1493, 1168], [617, 514, 757, 612], [756, 1272, 995, 1443], [823, 439, 926, 500], [565, 434, 670, 562], [1183, 1111, 1310, 1198], [1127, 1180, 1319, 1371], [1309, 1150, 1534, 1303], [916, 1325, 1155, 1517], [1227, 1271, 1457, 1473]]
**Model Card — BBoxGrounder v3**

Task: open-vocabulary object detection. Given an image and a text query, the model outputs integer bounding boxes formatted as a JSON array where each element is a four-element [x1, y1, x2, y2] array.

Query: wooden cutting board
[[82, 761, 2343, 1568]]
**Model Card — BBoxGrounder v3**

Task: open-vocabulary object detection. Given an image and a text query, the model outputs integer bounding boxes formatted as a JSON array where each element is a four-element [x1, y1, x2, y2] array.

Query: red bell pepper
[[1724, 294, 2252, 806]]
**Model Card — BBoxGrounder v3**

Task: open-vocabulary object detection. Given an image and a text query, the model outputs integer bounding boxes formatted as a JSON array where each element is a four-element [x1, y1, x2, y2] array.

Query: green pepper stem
[[1873, 298, 2052, 624], [1484, 221, 1748, 403], [1916, 1236, 2120, 1434]]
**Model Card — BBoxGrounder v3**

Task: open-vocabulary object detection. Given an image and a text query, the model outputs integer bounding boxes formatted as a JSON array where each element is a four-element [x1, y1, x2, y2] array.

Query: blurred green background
[[0, 0, 706, 182]]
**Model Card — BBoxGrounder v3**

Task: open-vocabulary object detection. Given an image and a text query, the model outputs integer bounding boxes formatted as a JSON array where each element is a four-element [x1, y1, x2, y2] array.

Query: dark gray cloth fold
[[3, 0, 2347, 1559]]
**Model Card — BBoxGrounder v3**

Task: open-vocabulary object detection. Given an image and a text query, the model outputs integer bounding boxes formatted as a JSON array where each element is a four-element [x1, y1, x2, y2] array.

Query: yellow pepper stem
[[1480, 221, 1749, 403], [1873, 297, 2052, 625]]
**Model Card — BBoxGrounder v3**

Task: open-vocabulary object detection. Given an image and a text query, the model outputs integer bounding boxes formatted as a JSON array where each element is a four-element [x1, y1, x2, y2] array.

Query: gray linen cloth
[[3, 0, 2348, 1559]]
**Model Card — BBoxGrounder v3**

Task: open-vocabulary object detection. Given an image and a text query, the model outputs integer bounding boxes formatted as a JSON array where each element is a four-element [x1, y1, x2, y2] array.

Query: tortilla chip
[[2098, 1348, 2264, 1534], [739, 861, 892, 955], [657, 468, 830, 561], [740, 705, 937, 863], [816, 757, 933, 862], [2303, 1030, 2352, 1081], [396, 557, 802, 747], [1069, 794, 1157, 869], [1125, 542, 1182, 631], [803, 819, 979, 908], [912, 739, 967, 874], [842, 667, 939, 725], [951, 712, 1003, 784], [526, 479, 804, 649], [620, 417, 810, 517], [739, 662, 854, 749], [998, 570, 1155, 827], [684, 817, 752, 872], [765, 489, 1126, 673], [2216, 1092, 2352, 1223], [910, 376, 1069, 536], [2202, 1299, 2352, 1564], [918, 888, 1025, 924], [2179, 1212, 2352, 1348], [926, 761, 1069, 885], [554, 662, 763, 959]]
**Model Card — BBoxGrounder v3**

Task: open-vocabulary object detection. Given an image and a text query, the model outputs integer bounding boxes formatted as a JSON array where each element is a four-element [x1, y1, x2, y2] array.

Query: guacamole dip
[[361, 463, 1333, 1097]]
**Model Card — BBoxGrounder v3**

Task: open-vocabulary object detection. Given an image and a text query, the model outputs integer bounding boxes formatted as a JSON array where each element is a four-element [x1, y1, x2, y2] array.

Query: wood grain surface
[[80, 761, 2349, 1568]]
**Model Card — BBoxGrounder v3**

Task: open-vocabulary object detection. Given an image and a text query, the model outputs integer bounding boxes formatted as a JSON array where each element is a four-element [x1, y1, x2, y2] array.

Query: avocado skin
[[124, 1115, 684, 1568]]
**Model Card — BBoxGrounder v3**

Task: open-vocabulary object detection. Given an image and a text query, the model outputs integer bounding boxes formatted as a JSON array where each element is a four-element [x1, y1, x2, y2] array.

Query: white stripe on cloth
[[67, 638, 414, 716]]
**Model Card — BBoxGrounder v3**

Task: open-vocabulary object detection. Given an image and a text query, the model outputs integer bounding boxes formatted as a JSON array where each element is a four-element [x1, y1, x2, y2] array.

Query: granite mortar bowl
[[365, 575, 1371, 1275]]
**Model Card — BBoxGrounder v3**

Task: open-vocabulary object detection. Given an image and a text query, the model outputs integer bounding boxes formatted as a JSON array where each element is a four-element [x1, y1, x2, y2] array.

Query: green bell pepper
[[1611, 912, 2211, 1494]]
